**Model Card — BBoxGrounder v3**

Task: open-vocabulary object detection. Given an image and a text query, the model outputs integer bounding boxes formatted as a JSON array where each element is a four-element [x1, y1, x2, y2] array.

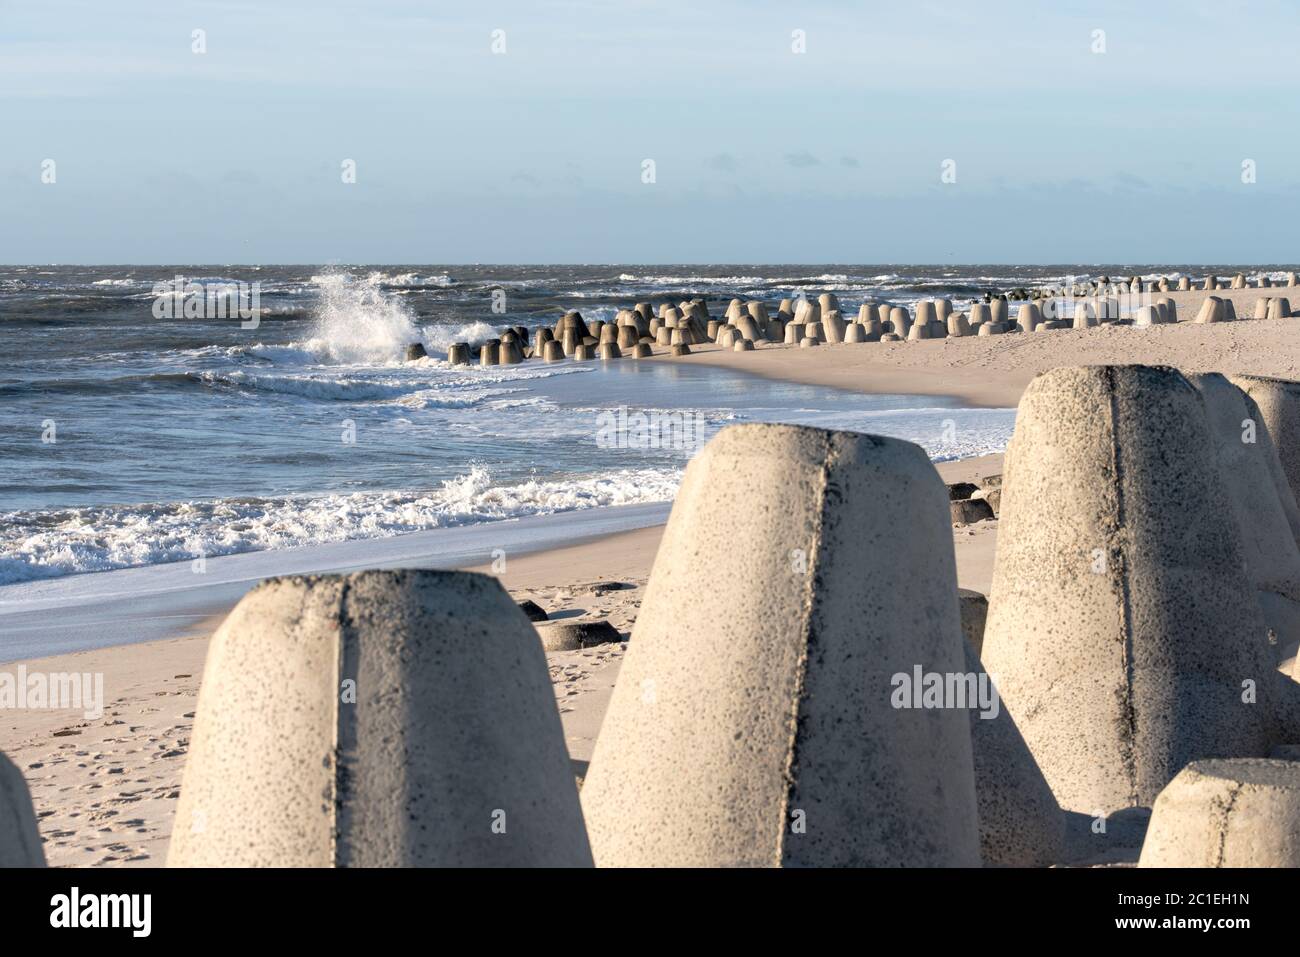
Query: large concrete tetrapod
[[168, 570, 592, 867], [1228, 375, 1300, 543], [580, 424, 981, 867], [1139, 759, 1300, 867], [0, 751, 45, 867], [981, 366, 1277, 816], [1187, 374, 1300, 648]]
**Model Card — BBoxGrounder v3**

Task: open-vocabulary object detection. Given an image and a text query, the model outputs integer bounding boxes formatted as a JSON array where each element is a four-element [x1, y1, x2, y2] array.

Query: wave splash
[[293, 272, 424, 365]]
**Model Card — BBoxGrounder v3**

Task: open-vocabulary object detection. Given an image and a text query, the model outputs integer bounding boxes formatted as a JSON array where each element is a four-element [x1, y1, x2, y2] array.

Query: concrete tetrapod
[[1138, 759, 1300, 867], [1072, 301, 1096, 330], [0, 751, 45, 866], [1195, 296, 1226, 324], [991, 298, 1009, 327], [168, 569, 592, 867], [821, 310, 846, 344], [981, 366, 1278, 816], [580, 424, 982, 867], [888, 307, 911, 339], [1228, 375, 1300, 540], [1186, 374, 1300, 622]]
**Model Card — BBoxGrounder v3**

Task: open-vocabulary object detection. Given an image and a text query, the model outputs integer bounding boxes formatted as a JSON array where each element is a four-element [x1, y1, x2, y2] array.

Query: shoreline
[[0, 502, 674, 664], [0, 352, 1013, 663]]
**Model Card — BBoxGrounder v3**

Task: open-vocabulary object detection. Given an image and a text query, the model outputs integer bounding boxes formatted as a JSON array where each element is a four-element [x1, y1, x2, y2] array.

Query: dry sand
[[5, 286, 1295, 866]]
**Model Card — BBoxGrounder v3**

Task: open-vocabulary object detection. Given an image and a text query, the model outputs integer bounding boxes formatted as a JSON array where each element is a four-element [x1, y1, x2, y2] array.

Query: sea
[[0, 262, 1275, 588]]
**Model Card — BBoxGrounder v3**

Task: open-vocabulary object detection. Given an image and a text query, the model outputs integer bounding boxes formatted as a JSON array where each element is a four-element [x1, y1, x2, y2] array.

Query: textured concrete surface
[[982, 365, 1276, 816], [958, 589, 988, 657], [1139, 759, 1300, 867], [1228, 375, 1300, 547], [1187, 373, 1300, 610], [580, 423, 981, 867], [169, 569, 591, 867], [0, 750, 45, 867]]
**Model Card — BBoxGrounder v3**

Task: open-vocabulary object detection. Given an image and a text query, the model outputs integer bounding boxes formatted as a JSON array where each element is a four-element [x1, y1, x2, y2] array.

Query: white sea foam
[[616, 273, 768, 286], [422, 320, 500, 352], [365, 271, 453, 287], [297, 271, 425, 364], [0, 466, 683, 585]]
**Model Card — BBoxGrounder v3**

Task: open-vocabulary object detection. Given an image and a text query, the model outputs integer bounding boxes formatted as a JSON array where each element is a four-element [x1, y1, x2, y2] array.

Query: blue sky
[[3, 0, 1298, 263]]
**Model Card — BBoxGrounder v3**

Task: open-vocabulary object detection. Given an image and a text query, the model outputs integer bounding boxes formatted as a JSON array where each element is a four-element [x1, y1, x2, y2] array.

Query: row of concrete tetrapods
[[412, 276, 1298, 367], [7, 365, 1300, 866]]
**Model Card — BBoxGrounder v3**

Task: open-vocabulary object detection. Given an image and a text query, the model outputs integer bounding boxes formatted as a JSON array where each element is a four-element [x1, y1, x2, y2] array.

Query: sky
[[2, 0, 1299, 264]]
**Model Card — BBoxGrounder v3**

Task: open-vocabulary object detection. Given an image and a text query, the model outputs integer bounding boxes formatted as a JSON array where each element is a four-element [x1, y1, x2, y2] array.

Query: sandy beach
[[3, 283, 1298, 867]]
